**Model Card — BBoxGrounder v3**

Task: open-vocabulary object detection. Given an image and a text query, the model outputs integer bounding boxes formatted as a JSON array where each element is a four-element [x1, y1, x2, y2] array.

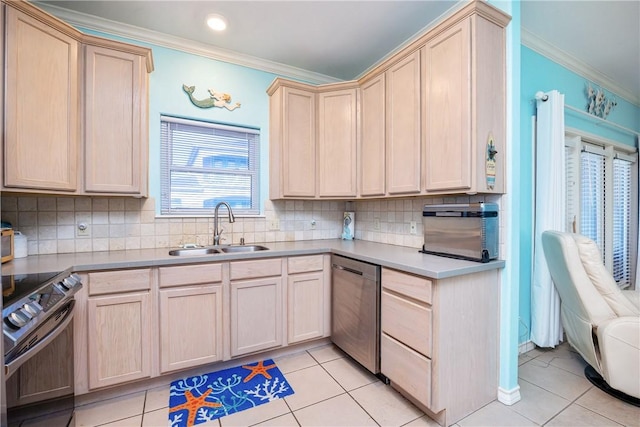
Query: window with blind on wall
[[160, 116, 260, 216], [565, 134, 638, 288]]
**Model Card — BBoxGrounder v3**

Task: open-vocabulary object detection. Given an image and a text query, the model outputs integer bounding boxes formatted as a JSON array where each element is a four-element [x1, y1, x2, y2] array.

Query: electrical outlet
[[373, 217, 380, 231], [311, 219, 317, 229], [268, 218, 280, 230], [409, 221, 417, 235], [77, 222, 90, 237]]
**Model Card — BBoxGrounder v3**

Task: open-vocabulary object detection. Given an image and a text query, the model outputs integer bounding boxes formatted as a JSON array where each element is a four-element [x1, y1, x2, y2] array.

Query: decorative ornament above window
[[182, 84, 241, 111], [586, 82, 616, 120]]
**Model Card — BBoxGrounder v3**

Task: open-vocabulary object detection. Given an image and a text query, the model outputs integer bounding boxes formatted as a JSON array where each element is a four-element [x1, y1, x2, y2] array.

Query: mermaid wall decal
[[182, 84, 241, 111]]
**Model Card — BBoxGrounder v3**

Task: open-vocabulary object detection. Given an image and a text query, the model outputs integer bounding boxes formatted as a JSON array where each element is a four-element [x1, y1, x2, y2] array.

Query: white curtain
[[531, 90, 565, 347]]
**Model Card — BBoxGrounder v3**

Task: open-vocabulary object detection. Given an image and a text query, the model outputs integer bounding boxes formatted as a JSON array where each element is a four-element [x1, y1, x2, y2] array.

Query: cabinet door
[[87, 292, 151, 389], [317, 88, 357, 197], [159, 285, 223, 373], [288, 271, 325, 344], [4, 7, 78, 191], [230, 277, 283, 357], [423, 20, 472, 192], [281, 87, 316, 197], [386, 50, 421, 195], [84, 45, 147, 195], [360, 74, 386, 197]]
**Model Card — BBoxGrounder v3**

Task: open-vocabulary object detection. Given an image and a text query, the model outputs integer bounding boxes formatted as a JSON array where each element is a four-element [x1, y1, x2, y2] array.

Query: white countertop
[[1, 239, 504, 279]]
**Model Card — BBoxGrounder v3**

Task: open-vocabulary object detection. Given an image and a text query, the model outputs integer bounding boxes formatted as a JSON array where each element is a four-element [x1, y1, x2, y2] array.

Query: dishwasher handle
[[332, 263, 364, 276]]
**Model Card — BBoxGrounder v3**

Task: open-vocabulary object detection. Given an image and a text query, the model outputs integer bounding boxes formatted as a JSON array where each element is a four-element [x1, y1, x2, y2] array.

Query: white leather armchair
[[541, 231, 640, 403]]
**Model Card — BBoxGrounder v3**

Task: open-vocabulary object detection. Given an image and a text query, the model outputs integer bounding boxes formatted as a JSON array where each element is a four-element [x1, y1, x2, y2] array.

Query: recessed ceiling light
[[206, 14, 227, 32]]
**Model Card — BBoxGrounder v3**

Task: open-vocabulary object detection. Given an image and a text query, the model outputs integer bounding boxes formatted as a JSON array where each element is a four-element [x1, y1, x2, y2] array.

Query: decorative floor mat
[[168, 359, 294, 427]]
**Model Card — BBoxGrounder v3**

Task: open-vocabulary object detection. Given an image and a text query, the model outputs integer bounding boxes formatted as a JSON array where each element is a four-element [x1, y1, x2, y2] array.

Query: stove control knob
[[19, 308, 33, 320], [7, 310, 29, 328], [61, 276, 79, 290], [22, 301, 42, 317]]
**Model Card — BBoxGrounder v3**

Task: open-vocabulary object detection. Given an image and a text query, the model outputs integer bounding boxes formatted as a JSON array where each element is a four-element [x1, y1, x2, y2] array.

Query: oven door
[[5, 300, 75, 426]]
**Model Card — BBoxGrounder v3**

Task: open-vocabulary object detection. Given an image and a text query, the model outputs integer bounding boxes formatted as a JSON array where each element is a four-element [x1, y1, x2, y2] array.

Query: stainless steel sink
[[168, 245, 269, 256], [168, 247, 222, 256], [220, 245, 269, 253]]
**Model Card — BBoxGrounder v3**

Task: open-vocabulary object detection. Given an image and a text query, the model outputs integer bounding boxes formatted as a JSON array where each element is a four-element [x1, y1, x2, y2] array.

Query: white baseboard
[[498, 385, 522, 405], [518, 340, 535, 354]]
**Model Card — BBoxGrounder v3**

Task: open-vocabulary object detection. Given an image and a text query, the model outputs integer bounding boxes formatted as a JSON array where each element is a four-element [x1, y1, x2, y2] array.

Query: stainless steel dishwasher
[[331, 254, 381, 374]]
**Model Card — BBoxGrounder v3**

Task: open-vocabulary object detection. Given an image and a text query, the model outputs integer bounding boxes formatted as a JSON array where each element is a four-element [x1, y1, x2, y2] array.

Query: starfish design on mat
[[170, 389, 222, 426], [242, 360, 277, 383]]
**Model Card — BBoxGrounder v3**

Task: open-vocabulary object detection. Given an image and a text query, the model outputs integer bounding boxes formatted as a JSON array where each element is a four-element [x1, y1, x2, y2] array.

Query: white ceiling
[[36, 1, 640, 104], [521, 0, 640, 105]]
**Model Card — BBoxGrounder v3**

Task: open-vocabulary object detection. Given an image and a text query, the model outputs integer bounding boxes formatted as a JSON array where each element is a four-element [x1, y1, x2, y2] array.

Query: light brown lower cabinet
[[87, 291, 152, 390], [287, 255, 330, 344], [85, 269, 153, 390], [381, 267, 499, 427], [158, 263, 224, 373], [229, 259, 284, 357], [72, 257, 337, 394]]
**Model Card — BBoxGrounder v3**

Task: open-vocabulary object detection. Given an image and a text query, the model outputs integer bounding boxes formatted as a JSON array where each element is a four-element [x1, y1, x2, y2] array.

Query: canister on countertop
[[14, 231, 27, 258], [341, 212, 355, 240]]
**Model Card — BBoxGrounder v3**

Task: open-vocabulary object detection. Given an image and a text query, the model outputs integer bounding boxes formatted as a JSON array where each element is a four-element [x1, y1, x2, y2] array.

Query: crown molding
[[33, 2, 341, 85], [522, 28, 639, 106]]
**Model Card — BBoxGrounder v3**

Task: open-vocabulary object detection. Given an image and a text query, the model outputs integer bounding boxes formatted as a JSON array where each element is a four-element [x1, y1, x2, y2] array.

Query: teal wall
[[518, 45, 640, 345], [145, 47, 278, 212], [80, 28, 279, 214], [492, 0, 521, 397]]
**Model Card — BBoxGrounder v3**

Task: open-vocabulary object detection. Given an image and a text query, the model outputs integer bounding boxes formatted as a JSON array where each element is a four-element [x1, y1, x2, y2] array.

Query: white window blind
[[565, 134, 637, 288], [565, 144, 578, 232], [612, 156, 633, 286], [160, 116, 260, 216], [580, 148, 605, 254]]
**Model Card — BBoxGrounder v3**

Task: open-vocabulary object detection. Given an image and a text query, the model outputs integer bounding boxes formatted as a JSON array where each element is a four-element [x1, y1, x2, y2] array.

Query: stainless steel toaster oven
[[421, 203, 499, 263]]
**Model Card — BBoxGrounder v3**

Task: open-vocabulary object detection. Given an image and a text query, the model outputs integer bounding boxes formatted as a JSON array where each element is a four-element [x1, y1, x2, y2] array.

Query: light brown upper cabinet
[[385, 50, 422, 195], [268, 79, 358, 199], [269, 81, 316, 198], [423, 7, 507, 194], [268, 1, 509, 201], [317, 87, 357, 198], [84, 43, 149, 196], [4, 5, 79, 192], [359, 74, 386, 197], [2, 1, 153, 197]]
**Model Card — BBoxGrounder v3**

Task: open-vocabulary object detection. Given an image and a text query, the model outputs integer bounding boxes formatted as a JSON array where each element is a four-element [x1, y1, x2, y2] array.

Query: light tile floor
[[75, 342, 640, 427]]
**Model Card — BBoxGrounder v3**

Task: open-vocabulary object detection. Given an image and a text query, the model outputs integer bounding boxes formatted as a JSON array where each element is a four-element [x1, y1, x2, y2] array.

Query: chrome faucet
[[213, 202, 236, 245]]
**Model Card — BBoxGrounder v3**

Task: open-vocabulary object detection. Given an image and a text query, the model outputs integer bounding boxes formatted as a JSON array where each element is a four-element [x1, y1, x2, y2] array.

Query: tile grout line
[[316, 358, 386, 427]]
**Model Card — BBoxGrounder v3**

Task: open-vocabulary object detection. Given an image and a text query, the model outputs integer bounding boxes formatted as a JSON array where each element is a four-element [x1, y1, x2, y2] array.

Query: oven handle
[[5, 300, 75, 378]]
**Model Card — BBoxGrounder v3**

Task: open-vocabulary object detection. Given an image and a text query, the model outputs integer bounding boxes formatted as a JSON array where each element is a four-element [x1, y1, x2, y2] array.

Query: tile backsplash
[[1, 194, 495, 256]]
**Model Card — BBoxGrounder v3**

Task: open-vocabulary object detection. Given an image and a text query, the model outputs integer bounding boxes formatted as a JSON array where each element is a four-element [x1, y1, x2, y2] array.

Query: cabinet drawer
[[381, 290, 432, 357], [159, 263, 222, 288], [288, 255, 324, 274], [382, 268, 432, 304], [381, 333, 431, 407], [88, 269, 151, 296], [230, 258, 282, 280]]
